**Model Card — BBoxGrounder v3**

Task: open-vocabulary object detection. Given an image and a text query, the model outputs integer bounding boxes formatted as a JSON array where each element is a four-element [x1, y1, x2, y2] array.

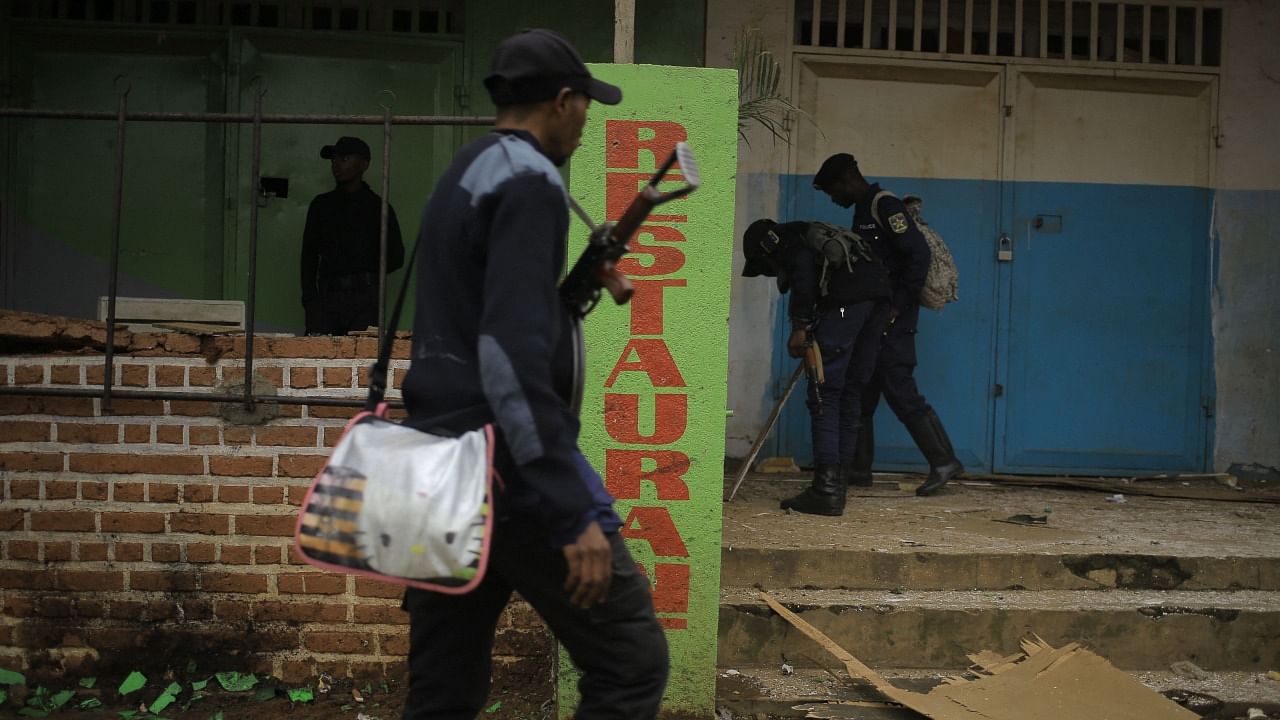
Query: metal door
[[777, 56, 1005, 472], [3, 29, 227, 317], [996, 69, 1215, 473], [230, 33, 461, 332]]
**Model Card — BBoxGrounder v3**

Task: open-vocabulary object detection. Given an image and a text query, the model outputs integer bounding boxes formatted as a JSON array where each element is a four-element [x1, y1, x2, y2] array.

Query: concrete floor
[[717, 473, 1280, 719]]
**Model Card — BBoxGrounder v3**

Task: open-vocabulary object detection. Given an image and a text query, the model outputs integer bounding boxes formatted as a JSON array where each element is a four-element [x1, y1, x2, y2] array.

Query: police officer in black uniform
[[300, 136, 405, 335], [743, 219, 891, 515], [813, 153, 963, 496]]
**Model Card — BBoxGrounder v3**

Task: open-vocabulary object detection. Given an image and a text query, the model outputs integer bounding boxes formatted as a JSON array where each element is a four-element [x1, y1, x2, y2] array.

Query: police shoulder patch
[[888, 212, 909, 234]]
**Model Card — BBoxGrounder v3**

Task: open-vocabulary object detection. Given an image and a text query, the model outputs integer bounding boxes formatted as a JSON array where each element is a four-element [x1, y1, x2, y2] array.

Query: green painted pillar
[[562, 65, 738, 717]]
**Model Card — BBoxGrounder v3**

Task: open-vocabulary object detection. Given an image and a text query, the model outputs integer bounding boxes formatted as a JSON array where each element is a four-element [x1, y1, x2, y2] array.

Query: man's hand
[[563, 521, 611, 609], [787, 328, 809, 359]]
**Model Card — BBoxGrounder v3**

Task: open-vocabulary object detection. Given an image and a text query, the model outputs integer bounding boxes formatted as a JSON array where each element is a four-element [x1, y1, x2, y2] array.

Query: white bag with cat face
[[294, 406, 495, 594]]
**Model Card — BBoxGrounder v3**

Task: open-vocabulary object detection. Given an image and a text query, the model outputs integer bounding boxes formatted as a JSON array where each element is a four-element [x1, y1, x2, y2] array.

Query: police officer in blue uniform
[[742, 219, 891, 515], [813, 153, 963, 496]]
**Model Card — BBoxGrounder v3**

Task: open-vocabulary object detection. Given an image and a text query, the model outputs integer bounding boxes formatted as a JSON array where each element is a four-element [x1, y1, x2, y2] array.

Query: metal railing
[[794, 0, 1224, 70], [0, 86, 495, 412]]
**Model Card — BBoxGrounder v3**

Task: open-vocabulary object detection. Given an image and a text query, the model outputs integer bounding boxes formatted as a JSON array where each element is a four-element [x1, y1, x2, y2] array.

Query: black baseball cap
[[742, 219, 781, 278], [320, 136, 371, 160], [813, 153, 858, 189], [484, 29, 622, 107]]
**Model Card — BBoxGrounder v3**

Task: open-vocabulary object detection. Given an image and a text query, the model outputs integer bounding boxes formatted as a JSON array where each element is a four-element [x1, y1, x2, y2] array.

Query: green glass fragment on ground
[[79, 677, 97, 689], [150, 691, 177, 714], [50, 689, 75, 709], [118, 671, 147, 696], [288, 688, 314, 703], [164, 682, 182, 696], [0, 669, 27, 685], [0, 689, 6, 704], [253, 685, 275, 702], [485, 700, 502, 713], [18, 708, 49, 717], [191, 678, 209, 692], [117, 712, 137, 719], [214, 672, 258, 692], [210, 711, 225, 720], [79, 697, 103, 709]]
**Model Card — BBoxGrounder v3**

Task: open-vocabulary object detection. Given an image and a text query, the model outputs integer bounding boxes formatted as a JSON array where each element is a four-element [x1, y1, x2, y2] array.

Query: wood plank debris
[[759, 590, 1199, 720]]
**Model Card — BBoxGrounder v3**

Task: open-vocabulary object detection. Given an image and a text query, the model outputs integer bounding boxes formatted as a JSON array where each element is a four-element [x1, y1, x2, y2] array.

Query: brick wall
[[0, 331, 552, 696]]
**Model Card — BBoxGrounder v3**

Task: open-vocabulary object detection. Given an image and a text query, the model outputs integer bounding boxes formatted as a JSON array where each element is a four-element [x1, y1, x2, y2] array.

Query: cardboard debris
[[759, 591, 1198, 720]]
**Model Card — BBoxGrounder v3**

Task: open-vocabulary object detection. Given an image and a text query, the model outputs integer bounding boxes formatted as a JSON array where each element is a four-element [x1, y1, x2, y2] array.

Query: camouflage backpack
[[803, 221, 877, 297], [872, 192, 960, 311]]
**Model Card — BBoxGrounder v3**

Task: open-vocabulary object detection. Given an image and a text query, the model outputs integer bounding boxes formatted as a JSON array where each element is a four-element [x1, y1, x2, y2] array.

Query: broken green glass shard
[[149, 691, 177, 714], [78, 697, 103, 710], [79, 677, 97, 689], [214, 672, 258, 692], [0, 669, 25, 686], [50, 690, 75, 709], [288, 688, 314, 703], [118, 672, 147, 696], [191, 678, 209, 692]]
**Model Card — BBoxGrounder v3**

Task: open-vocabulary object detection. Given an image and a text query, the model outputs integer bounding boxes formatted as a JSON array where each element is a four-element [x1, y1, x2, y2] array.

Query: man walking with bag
[[814, 153, 964, 496], [398, 29, 668, 719]]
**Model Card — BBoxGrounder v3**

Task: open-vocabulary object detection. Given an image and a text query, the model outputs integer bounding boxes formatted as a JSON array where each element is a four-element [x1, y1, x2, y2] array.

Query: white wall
[[706, 4, 795, 457], [1211, 0, 1280, 472]]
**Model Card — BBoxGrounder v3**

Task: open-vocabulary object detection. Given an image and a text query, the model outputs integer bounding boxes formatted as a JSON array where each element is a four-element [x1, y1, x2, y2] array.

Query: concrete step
[[723, 478, 1280, 596], [721, 546, 1280, 592], [718, 588, 1280, 671], [716, 665, 1280, 720]]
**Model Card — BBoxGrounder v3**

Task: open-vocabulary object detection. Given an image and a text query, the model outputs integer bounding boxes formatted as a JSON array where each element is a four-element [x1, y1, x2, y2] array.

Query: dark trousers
[[401, 516, 669, 720], [806, 301, 888, 467], [306, 289, 378, 335], [862, 301, 932, 423]]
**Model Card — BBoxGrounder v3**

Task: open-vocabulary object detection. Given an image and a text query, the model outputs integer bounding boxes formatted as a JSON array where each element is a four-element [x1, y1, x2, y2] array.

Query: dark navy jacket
[[773, 221, 890, 327], [400, 129, 620, 546], [851, 184, 931, 329]]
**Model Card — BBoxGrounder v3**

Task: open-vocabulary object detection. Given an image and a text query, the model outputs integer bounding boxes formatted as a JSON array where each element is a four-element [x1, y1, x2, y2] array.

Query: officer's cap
[[320, 136, 371, 160], [742, 219, 781, 278], [484, 29, 622, 107], [813, 153, 858, 189]]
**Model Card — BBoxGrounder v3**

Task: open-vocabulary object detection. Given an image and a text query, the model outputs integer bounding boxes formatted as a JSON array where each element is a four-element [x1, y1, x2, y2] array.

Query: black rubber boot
[[843, 418, 875, 487], [780, 464, 846, 516], [904, 409, 963, 496]]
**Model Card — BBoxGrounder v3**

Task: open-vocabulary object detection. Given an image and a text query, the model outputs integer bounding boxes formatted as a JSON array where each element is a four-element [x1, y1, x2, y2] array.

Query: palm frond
[[732, 27, 802, 145]]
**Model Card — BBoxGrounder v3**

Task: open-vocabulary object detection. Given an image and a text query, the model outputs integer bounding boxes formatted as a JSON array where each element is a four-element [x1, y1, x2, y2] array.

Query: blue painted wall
[[771, 174, 1213, 475]]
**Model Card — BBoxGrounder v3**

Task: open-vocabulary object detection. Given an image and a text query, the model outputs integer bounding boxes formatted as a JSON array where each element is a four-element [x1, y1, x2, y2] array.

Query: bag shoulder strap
[[869, 190, 897, 230], [366, 229, 423, 411]]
